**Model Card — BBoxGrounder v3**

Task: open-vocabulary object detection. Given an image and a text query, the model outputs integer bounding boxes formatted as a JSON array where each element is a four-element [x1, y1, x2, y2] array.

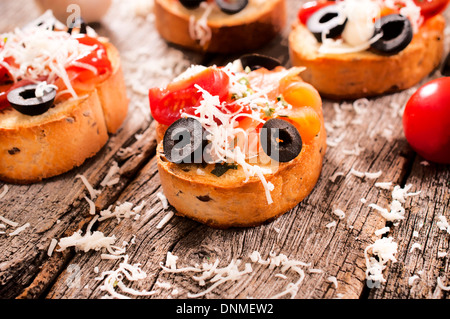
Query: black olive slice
[[180, 0, 205, 9], [215, 0, 248, 14], [7, 84, 56, 116], [239, 53, 282, 71], [260, 118, 302, 163], [67, 17, 87, 35], [163, 117, 207, 164], [307, 4, 347, 42], [442, 53, 450, 76], [370, 14, 413, 54]]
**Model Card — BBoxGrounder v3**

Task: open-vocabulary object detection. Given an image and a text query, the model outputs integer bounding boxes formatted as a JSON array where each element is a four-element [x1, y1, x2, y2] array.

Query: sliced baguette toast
[[0, 41, 128, 184], [153, 0, 286, 53], [155, 103, 326, 229], [289, 14, 445, 100]]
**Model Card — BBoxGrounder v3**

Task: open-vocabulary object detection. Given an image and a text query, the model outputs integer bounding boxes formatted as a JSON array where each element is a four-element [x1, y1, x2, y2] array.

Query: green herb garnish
[[211, 162, 238, 177]]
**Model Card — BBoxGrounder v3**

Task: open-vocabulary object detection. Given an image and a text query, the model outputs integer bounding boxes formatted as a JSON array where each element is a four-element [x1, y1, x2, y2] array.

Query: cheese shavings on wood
[[98, 201, 146, 222], [0, 185, 8, 200], [436, 215, 450, 235], [159, 250, 311, 299], [364, 237, 398, 283], [56, 216, 122, 254], [96, 254, 156, 299], [76, 174, 101, 200]]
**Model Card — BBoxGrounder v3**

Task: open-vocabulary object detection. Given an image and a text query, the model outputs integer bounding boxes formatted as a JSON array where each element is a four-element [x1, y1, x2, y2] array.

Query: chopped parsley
[[211, 162, 238, 177]]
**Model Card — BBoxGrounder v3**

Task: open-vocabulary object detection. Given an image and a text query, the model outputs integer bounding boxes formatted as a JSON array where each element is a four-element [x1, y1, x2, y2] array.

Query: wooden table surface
[[0, 0, 449, 300]]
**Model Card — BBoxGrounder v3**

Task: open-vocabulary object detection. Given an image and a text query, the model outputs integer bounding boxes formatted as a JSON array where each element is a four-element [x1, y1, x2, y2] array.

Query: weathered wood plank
[[0, 0, 448, 300]]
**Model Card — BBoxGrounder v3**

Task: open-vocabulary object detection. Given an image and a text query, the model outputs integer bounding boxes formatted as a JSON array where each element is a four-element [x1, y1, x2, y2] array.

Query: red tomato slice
[[413, 0, 450, 19], [403, 77, 450, 164], [149, 68, 230, 126], [65, 35, 112, 92], [298, 0, 335, 25]]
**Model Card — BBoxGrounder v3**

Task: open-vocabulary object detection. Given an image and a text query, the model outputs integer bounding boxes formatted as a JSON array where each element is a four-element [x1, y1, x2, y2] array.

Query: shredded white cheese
[[0, 215, 19, 228], [100, 161, 121, 187], [0, 12, 101, 99], [9, 222, 30, 236], [188, 2, 213, 46], [96, 254, 156, 299], [0, 185, 9, 200], [76, 174, 101, 200], [436, 215, 450, 235], [364, 237, 398, 283]]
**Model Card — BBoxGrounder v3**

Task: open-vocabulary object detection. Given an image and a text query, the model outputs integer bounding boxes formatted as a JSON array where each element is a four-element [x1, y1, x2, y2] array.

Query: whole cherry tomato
[[402, 77, 450, 164]]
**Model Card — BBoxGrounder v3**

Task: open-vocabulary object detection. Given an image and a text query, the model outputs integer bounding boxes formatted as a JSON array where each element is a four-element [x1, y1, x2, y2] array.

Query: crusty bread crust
[[288, 15, 445, 100], [153, 0, 286, 53], [155, 113, 326, 228], [0, 40, 128, 184]]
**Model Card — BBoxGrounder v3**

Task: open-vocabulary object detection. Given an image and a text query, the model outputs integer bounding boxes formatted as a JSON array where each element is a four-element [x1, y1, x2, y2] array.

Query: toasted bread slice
[[288, 14, 445, 100], [153, 0, 286, 53], [0, 41, 128, 184], [155, 114, 326, 228]]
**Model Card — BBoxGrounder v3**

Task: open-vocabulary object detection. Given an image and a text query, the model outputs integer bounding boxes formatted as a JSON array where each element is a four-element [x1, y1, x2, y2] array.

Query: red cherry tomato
[[149, 68, 230, 126], [297, 0, 335, 25], [413, 0, 450, 19], [402, 77, 450, 164]]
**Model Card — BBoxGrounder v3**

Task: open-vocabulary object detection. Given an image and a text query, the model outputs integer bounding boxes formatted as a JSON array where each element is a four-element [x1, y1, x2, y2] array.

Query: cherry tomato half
[[413, 0, 450, 19], [149, 68, 230, 126], [63, 35, 113, 92], [402, 77, 450, 164], [297, 0, 335, 25]]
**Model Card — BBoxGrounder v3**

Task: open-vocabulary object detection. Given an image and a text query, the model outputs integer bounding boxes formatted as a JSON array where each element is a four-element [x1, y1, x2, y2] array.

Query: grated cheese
[[349, 168, 382, 179], [0, 11, 101, 99], [375, 226, 390, 236], [76, 174, 101, 200], [9, 222, 30, 236], [47, 238, 58, 257], [100, 161, 121, 187], [0, 215, 19, 228], [96, 254, 156, 299], [156, 211, 174, 230], [364, 237, 398, 283], [188, 2, 213, 46], [98, 201, 146, 222], [0, 185, 9, 200], [156, 191, 168, 209], [409, 243, 422, 253], [327, 276, 338, 289], [375, 182, 393, 190], [333, 209, 346, 220], [408, 275, 419, 286], [56, 215, 121, 254], [436, 215, 450, 234], [84, 196, 96, 215], [436, 277, 450, 291]]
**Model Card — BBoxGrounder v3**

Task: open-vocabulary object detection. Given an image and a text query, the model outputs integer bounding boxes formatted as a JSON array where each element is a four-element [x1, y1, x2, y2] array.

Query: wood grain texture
[[0, 0, 448, 300]]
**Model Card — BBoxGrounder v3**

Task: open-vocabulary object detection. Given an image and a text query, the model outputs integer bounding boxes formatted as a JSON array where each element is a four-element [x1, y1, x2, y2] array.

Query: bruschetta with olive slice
[[0, 12, 128, 184], [289, 0, 446, 99], [153, 0, 287, 53], [149, 55, 327, 228]]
